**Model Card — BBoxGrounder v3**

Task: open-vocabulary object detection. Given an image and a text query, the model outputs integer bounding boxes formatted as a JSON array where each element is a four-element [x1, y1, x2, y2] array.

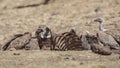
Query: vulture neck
[[99, 22, 105, 32]]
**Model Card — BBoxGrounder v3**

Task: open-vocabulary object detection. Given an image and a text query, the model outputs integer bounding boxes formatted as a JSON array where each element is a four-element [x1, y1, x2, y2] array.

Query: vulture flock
[[1, 18, 120, 55]]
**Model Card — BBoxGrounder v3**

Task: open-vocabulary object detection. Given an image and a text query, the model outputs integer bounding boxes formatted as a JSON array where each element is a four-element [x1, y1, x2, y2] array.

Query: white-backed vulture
[[94, 18, 120, 50]]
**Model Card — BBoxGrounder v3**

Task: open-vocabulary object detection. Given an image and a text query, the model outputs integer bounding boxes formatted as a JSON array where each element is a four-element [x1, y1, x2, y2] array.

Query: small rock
[[71, 57, 76, 61], [13, 53, 20, 55], [80, 62, 84, 65]]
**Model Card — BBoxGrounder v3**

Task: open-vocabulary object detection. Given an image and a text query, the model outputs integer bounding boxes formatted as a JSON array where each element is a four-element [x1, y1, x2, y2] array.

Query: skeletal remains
[[1, 18, 120, 55]]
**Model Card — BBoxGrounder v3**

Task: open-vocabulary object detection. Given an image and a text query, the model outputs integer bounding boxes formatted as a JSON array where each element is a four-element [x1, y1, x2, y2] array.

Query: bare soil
[[0, 50, 120, 68]]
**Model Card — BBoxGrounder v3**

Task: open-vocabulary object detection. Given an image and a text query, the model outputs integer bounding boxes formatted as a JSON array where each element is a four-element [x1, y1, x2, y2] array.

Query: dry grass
[[0, 0, 120, 68]]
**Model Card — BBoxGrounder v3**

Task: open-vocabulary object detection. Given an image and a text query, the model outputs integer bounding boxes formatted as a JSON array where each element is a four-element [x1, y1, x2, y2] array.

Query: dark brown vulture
[[83, 33, 112, 55], [33, 25, 53, 50]]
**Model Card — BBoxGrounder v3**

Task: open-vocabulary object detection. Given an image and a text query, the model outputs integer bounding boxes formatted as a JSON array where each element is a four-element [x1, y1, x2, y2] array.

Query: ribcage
[[51, 32, 82, 51]]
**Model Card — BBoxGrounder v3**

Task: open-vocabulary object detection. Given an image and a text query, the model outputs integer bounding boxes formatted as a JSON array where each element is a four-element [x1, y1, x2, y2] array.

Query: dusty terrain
[[0, 0, 120, 68], [0, 50, 120, 68]]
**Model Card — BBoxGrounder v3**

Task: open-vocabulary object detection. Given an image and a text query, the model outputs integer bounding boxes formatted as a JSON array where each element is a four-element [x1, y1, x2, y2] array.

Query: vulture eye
[[46, 27, 50, 31]]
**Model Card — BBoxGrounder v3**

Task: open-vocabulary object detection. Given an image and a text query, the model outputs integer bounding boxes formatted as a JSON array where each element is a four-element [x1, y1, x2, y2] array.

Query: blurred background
[[0, 0, 120, 44], [0, 0, 120, 68]]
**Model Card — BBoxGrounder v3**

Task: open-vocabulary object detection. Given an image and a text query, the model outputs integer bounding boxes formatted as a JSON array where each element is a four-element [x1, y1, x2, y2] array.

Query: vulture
[[25, 38, 39, 50], [2, 32, 31, 51], [80, 34, 91, 50], [94, 18, 120, 51], [33, 25, 53, 50], [2, 25, 54, 51], [82, 33, 112, 55]]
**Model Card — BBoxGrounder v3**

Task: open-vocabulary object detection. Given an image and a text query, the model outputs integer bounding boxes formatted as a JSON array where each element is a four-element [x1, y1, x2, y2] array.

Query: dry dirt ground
[[0, 50, 120, 68], [0, 0, 120, 68]]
